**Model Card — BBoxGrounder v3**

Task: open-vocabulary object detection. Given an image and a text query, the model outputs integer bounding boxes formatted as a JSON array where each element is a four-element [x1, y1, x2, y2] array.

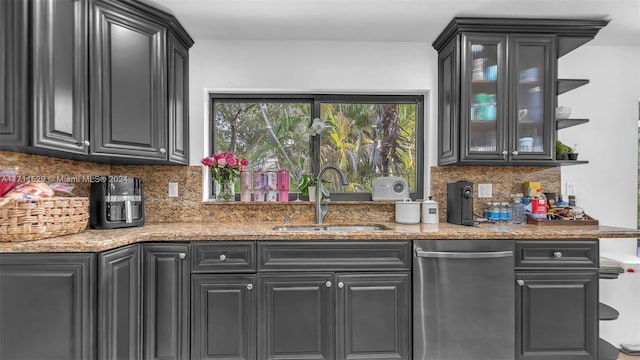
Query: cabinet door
[[168, 33, 189, 164], [0, 253, 96, 360], [191, 274, 257, 360], [99, 244, 142, 360], [0, 0, 28, 148], [31, 0, 89, 154], [336, 273, 410, 360], [437, 37, 459, 165], [516, 272, 598, 360], [90, 0, 167, 160], [509, 35, 556, 162], [460, 33, 508, 163], [143, 244, 190, 360], [258, 273, 335, 360]]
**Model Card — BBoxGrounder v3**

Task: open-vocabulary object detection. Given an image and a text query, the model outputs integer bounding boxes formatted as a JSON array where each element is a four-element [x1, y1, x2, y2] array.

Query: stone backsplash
[[1, 151, 560, 224]]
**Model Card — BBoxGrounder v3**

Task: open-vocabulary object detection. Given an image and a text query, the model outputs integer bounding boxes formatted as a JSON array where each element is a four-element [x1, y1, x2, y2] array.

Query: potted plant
[[297, 174, 330, 201], [567, 144, 579, 160], [555, 140, 572, 160]]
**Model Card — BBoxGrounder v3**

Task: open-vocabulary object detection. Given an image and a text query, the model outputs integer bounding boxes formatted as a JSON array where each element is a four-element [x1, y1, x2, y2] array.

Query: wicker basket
[[0, 197, 89, 242]]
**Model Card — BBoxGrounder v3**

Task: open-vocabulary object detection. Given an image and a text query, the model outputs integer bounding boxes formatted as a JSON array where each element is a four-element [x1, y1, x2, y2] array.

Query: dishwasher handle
[[415, 248, 513, 259]]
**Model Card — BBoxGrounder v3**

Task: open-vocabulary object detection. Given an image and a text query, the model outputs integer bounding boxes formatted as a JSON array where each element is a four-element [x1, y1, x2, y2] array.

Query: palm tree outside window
[[210, 94, 424, 201]]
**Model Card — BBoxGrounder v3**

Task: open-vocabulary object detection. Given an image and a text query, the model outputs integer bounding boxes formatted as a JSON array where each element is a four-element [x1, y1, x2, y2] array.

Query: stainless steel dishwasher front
[[413, 240, 515, 360]]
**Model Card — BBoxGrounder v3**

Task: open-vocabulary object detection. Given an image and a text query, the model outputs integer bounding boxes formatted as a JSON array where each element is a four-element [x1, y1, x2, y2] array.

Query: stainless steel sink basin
[[272, 224, 392, 232]]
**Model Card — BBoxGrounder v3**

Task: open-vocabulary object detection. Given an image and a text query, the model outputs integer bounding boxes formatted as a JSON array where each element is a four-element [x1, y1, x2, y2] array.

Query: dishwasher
[[413, 240, 515, 360]]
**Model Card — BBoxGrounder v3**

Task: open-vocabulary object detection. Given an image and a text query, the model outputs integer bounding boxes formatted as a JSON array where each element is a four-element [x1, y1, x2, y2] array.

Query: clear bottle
[[483, 202, 492, 220], [500, 202, 510, 222], [511, 193, 526, 224], [489, 202, 501, 223]]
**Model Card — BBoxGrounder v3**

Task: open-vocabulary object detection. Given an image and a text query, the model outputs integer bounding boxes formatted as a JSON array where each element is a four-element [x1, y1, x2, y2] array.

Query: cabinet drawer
[[258, 241, 411, 272], [515, 240, 598, 269], [191, 241, 256, 273]]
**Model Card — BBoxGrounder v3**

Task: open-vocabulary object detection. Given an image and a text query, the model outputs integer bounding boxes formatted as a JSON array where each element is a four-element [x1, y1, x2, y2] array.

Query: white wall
[[189, 40, 640, 248], [558, 45, 640, 254]]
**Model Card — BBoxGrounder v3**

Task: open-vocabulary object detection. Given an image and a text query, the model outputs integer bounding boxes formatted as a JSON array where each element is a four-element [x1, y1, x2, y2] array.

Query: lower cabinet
[[336, 273, 411, 360], [515, 240, 599, 360], [143, 243, 190, 360], [258, 273, 335, 360], [258, 272, 411, 360], [99, 244, 142, 360], [516, 272, 598, 360], [0, 253, 96, 360], [191, 274, 257, 360]]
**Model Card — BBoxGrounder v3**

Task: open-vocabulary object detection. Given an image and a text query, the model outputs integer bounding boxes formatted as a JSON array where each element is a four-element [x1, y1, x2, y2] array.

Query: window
[[210, 94, 424, 200]]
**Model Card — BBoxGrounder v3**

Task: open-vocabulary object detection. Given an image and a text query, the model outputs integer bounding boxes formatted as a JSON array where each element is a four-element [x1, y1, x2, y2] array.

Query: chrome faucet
[[315, 166, 349, 224]]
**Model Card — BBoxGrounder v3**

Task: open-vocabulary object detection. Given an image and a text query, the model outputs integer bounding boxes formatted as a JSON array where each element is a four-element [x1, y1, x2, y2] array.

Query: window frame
[[209, 93, 425, 201]]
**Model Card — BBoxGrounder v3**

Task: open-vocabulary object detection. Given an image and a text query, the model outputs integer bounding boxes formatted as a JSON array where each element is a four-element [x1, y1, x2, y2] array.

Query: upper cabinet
[[0, 0, 193, 164], [433, 17, 608, 166], [32, 0, 89, 154], [0, 0, 29, 148]]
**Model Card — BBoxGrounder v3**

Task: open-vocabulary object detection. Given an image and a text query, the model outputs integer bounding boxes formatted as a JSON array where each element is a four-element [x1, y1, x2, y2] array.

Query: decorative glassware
[[277, 169, 289, 202], [216, 180, 235, 202], [254, 169, 266, 202], [240, 170, 252, 202]]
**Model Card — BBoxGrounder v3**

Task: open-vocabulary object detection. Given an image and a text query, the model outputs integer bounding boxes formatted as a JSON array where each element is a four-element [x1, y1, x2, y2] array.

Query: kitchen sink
[[272, 224, 392, 232]]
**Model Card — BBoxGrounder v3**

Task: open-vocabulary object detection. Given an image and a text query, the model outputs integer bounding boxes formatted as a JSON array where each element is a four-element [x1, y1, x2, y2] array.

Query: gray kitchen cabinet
[[168, 32, 190, 164], [90, 0, 168, 161], [0, 253, 97, 360], [1, 0, 193, 164], [143, 243, 190, 360], [433, 17, 607, 166], [336, 273, 410, 360], [192, 274, 257, 360], [515, 240, 599, 360], [99, 244, 142, 360], [258, 273, 335, 360], [257, 241, 411, 360], [0, 0, 28, 148], [31, 0, 89, 155]]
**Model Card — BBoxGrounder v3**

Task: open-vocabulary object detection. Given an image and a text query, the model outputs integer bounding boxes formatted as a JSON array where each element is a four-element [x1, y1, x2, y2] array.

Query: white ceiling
[[140, 0, 640, 46]]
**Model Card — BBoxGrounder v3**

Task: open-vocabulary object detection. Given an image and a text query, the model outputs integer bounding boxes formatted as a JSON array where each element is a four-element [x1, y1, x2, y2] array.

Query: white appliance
[[372, 176, 409, 201], [599, 252, 640, 348]]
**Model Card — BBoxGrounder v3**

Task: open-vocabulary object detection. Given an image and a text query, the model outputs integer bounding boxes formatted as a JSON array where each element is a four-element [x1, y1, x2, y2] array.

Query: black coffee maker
[[90, 176, 144, 229], [447, 181, 474, 226]]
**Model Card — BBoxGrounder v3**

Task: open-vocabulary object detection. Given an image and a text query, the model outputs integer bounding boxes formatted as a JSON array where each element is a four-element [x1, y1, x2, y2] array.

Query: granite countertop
[[1, 221, 639, 253]]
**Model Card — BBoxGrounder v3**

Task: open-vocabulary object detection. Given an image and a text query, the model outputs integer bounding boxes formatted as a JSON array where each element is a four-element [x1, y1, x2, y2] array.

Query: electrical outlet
[[168, 182, 178, 197], [478, 183, 492, 198]]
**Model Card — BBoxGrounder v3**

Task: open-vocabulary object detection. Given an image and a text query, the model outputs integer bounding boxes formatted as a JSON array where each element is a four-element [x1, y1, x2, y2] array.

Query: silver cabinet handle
[[501, 150, 508, 155], [160, 148, 166, 154], [325, 281, 332, 288], [553, 251, 563, 258], [246, 284, 253, 290], [415, 249, 513, 259], [338, 282, 344, 289], [78, 140, 90, 146], [219, 254, 227, 261], [512, 150, 519, 156], [179, 253, 186, 259], [517, 280, 525, 286]]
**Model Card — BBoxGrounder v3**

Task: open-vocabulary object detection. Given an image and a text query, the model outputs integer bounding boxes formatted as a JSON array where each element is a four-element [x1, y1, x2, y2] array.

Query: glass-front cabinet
[[435, 17, 607, 166]]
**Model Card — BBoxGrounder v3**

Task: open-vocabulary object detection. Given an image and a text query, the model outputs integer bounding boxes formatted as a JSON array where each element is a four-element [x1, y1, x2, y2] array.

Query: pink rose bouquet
[[202, 152, 248, 182]]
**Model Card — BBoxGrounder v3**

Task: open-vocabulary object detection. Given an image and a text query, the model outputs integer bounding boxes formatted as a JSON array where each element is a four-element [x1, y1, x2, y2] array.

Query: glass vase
[[216, 180, 236, 202]]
